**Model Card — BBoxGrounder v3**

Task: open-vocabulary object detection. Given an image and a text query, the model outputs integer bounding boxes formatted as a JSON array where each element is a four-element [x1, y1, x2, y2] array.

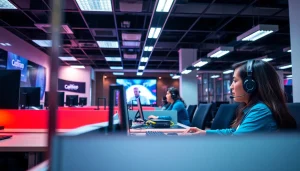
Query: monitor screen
[[45, 91, 65, 107], [19, 87, 40, 108], [135, 97, 145, 122], [66, 95, 79, 107], [116, 78, 157, 105], [79, 97, 87, 106], [0, 70, 21, 109]]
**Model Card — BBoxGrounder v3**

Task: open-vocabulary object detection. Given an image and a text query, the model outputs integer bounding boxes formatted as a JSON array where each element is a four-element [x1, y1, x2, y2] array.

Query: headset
[[168, 87, 178, 100], [243, 60, 257, 94]]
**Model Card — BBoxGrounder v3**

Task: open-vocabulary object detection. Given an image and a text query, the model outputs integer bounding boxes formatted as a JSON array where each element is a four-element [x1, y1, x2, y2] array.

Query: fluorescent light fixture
[[122, 41, 140, 47], [211, 75, 220, 78], [105, 57, 122, 62], [192, 58, 210, 67], [144, 46, 153, 51], [59, 56, 77, 61], [75, 0, 112, 12], [137, 72, 143, 76], [97, 41, 119, 48], [138, 66, 145, 70], [237, 24, 278, 41], [181, 70, 191, 74], [261, 58, 273, 62], [0, 0, 17, 9], [0, 65, 6, 68], [172, 75, 180, 79], [113, 72, 124, 76], [278, 64, 292, 70], [70, 65, 85, 69], [0, 43, 11, 46], [156, 0, 174, 12], [207, 46, 234, 58], [32, 40, 52, 47], [140, 57, 149, 63], [223, 70, 234, 74], [148, 27, 162, 39], [283, 47, 291, 53], [286, 75, 292, 78], [110, 66, 123, 70]]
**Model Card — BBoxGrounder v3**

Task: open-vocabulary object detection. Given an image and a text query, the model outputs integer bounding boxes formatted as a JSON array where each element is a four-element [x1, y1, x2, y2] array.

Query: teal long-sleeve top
[[157, 100, 191, 126], [206, 102, 278, 135]]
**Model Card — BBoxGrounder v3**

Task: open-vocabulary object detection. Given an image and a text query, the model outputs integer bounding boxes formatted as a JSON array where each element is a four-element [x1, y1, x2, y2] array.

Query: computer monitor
[[44, 91, 65, 107], [79, 97, 87, 106], [66, 95, 78, 107], [19, 87, 41, 109], [134, 97, 145, 122], [0, 70, 21, 109]]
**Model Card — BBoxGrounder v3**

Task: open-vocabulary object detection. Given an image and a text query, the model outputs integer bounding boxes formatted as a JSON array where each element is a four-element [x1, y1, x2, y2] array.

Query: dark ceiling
[[0, 0, 292, 73]]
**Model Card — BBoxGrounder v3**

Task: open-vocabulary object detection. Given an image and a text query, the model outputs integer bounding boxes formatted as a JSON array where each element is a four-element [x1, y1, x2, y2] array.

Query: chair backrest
[[191, 103, 212, 129], [187, 105, 197, 122], [211, 103, 239, 130], [287, 103, 300, 130]]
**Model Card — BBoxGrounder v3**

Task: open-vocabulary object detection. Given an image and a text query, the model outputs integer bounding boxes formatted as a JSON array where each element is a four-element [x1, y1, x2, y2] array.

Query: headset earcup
[[243, 77, 257, 93]]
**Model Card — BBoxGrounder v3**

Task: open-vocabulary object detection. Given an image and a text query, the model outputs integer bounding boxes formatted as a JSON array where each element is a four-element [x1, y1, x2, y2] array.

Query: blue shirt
[[206, 102, 277, 135], [158, 100, 190, 126]]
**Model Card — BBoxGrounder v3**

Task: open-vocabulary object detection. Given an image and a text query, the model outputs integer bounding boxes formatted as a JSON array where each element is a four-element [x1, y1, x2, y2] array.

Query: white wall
[[0, 27, 50, 91], [58, 66, 92, 105]]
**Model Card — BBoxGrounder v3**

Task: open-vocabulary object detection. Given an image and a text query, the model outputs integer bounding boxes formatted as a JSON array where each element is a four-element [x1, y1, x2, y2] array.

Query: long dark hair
[[231, 60, 296, 129], [168, 87, 187, 108]]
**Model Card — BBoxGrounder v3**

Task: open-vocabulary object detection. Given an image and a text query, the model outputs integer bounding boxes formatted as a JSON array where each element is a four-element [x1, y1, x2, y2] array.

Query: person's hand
[[183, 127, 206, 135], [148, 115, 158, 119]]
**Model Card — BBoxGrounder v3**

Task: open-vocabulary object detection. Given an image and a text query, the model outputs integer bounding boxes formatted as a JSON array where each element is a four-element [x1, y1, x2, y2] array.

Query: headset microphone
[[230, 94, 246, 99]]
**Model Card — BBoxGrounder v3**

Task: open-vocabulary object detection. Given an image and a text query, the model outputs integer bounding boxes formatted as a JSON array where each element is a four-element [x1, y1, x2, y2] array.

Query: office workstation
[[1, 0, 300, 170]]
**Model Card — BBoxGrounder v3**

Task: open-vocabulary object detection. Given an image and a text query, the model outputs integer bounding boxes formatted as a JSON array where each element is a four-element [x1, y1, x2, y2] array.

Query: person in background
[[161, 96, 170, 110], [148, 87, 190, 126], [128, 87, 150, 105], [185, 59, 296, 135]]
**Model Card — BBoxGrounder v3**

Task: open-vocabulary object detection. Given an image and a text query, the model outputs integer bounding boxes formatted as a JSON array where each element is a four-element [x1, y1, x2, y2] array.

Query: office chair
[[287, 103, 300, 130], [187, 105, 197, 123], [191, 103, 212, 129], [211, 104, 239, 130]]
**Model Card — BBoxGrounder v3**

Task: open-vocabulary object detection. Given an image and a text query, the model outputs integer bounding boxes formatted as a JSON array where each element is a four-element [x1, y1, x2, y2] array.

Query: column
[[289, 0, 300, 102], [178, 48, 198, 106]]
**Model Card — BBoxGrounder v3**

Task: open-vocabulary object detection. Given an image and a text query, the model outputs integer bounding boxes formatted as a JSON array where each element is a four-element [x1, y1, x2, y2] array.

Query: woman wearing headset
[[185, 59, 296, 135], [148, 87, 191, 126]]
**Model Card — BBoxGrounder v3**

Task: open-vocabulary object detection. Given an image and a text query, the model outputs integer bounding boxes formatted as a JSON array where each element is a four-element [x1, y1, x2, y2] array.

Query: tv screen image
[[116, 79, 157, 105]]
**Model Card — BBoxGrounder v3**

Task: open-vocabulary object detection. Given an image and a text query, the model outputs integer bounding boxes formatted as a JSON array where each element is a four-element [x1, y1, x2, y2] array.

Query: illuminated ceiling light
[[140, 57, 149, 63], [110, 66, 123, 70], [97, 41, 119, 48], [223, 70, 234, 74], [70, 65, 85, 69], [172, 75, 180, 79], [278, 64, 292, 70], [286, 75, 292, 78], [181, 69, 192, 74], [283, 47, 291, 53], [113, 72, 124, 75], [0, 43, 11, 46], [156, 0, 174, 12], [144, 46, 153, 51], [211, 75, 220, 78], [261, 58, 273, 62], [137, 72, 143, 76], [192, 58, 210, 67], [59, 56, 77, 61], [0, 0, 17, 9], [148, 27, 162, 39], [32, 40, 52, 47], [237, 24, 278, 41], [207, 46, 234, 58], [75, 0, 112, 12], [105, 57, 122, 62], [138, 66, 146, 70]]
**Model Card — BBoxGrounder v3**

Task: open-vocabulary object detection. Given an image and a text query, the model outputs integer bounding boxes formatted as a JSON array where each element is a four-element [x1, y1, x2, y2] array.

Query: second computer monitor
[[66, 95, 79, 107], [136, 97, 145, 121], [79, 97, 87, 106], [19, 87, 41, 109], [44, 91, 65, 107]]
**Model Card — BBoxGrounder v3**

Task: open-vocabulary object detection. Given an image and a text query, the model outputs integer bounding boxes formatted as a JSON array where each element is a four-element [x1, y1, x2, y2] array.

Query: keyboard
[[0, 135, 12, 141], [146, 131, 166, 136]]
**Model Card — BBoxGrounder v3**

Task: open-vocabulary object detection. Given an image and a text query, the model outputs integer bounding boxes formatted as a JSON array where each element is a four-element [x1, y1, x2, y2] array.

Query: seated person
[[185, 59, 296, 135], [148, 87, 191, 126], [128, 87, 150, 105], [161, 96, 170, 110]]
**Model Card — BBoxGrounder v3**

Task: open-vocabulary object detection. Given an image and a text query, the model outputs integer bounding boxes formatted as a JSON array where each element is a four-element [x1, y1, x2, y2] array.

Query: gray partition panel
[[128, 110, 178, 123], [51, 134, 300, 171]]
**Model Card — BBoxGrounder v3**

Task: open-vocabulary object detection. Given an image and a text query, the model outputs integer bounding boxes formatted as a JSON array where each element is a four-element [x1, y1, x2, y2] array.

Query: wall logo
[[58, 78, 85, 93], [11, 59, 25, 70]]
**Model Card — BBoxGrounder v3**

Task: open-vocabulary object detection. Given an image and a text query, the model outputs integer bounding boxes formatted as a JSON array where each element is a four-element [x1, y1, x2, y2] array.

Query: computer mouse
[[166, 133, 178, 136]]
